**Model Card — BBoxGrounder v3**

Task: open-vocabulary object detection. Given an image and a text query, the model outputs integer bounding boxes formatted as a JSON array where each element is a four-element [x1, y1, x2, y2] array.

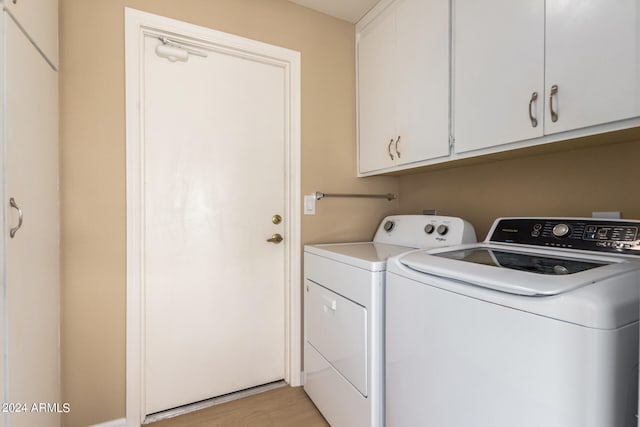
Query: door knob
[[272, 214, 282, 225], [267, 233, 283, 244]]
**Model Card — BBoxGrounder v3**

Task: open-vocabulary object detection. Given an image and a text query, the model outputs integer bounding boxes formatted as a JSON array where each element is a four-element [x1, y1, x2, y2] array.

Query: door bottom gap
[[143, 379, 287, 424]]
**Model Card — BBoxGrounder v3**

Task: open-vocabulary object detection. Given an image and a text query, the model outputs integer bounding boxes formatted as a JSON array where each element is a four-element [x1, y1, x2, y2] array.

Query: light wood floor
[[148, 386, 330, 427]]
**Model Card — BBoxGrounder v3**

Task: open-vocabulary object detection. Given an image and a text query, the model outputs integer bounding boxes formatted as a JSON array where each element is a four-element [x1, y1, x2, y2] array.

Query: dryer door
[[305, 280, 368, 396]]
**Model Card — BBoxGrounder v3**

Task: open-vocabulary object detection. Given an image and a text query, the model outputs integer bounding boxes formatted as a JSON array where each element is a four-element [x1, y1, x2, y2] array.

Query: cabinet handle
[[528, 92, 538, 127], [549, 85, 559, 123], [394, 135, 401, 159], [9, 197, 23, 238], [387, 138, 395, 160]]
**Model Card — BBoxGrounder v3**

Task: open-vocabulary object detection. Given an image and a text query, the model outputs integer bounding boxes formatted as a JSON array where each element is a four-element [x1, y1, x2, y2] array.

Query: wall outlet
[[304, 195, 316, 215]]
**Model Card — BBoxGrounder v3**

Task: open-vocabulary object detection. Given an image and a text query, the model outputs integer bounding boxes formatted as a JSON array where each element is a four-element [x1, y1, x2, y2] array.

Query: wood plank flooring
[[148, 386, 330, 427]]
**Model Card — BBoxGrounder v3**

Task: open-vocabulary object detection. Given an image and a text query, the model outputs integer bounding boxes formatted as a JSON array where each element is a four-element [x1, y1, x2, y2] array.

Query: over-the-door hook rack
[[315, 191, 397, 201]]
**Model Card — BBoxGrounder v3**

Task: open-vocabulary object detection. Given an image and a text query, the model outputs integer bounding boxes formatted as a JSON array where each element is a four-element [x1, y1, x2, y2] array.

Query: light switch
[[304, 195, 316, 215]]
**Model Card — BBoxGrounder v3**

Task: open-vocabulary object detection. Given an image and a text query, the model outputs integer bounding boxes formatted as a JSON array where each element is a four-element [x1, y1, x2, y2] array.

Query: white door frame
[[124, 8, 301, 426]]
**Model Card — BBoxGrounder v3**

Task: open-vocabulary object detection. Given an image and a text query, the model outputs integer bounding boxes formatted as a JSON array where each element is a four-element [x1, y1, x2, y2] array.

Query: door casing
[[124, 8, 301, 425]]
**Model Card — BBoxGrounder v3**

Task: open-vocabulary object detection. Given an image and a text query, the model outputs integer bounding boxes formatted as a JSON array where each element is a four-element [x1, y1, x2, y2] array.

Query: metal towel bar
[[315, 191, 397, 201]]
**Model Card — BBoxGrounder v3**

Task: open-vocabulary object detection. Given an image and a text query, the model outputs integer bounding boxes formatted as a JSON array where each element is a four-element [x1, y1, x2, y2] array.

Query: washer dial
[[552, 223, 570, 238]]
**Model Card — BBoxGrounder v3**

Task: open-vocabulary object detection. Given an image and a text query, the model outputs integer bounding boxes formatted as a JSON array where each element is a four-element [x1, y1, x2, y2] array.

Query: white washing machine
[[386, 217, 640, 427], [303, 215, 476, 427]]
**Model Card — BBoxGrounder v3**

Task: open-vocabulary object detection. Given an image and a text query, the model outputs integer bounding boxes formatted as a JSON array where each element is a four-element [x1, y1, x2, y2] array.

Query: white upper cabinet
[[545, 0, 640, 135], [453, 0, 545, 154], [358, 3, 396, 173], [3, 0, 58, 67], [357, 0, 450, 175], [453, 0, 640, 155]]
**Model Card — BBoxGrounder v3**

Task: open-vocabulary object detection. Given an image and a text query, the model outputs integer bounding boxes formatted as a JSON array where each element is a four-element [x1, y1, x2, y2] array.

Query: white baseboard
[[89, 418, 126, 427]]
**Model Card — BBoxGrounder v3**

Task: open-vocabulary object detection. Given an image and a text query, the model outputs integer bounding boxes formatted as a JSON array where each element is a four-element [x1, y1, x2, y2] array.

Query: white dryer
[[386, 217, 640, 427], [303, 215, 476, 427]]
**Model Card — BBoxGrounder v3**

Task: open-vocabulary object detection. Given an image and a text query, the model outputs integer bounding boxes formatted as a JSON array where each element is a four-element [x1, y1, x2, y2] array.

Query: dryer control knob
[[384, 220, 395, 232], [437, 225, 449, 236], [424, 224, 435, 234], [552, 223, 570, 238]]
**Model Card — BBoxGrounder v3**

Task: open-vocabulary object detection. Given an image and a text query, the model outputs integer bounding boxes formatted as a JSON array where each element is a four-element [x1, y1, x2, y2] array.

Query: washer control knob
[[424, 224, 435, 234], [552, 223, 570, 238], [383, 220, 395, 232], [436, 224, 449, 236]]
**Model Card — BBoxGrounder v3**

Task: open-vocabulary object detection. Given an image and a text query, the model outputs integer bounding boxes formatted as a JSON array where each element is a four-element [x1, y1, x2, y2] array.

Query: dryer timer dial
[[437, 225, 449, 236]]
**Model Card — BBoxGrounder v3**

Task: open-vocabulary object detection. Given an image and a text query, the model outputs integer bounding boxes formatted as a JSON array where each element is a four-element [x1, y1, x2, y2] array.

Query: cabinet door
[[3, 14, 60, 427], [357, 4, 397, 174], [453, 0, 544, 154], [395, 0, 450, 164], [545, 0, 640, 135], [4, 0, 58, 67]]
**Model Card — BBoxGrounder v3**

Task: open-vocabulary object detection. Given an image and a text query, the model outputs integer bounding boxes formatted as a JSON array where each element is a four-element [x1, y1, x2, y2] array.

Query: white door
[[1, 14, 60, 427], [453, 0, 545, 153], [3, 0, 58, 68], [142, 34, 287, 415]]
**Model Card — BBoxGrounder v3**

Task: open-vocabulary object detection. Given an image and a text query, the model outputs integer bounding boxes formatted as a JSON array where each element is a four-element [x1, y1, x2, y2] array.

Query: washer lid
[[438, 247, 607, 275], [305, 242, 414, 271], [400, 244, 640, 296]]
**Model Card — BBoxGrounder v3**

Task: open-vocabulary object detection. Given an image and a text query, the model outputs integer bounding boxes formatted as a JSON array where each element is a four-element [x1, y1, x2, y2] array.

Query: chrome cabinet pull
[[266, 233, 283, 244], [549, 85, 559, 123], [528, 92, 538, 127], [9, 197, 23, 238], [394, 135, 401, 159], [387, 138, 395, 160]]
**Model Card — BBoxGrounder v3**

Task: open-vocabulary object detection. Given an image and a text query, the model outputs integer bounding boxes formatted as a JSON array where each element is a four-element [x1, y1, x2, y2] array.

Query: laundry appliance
[[386, 217, 640, 427], [303, 215, 476, 427]]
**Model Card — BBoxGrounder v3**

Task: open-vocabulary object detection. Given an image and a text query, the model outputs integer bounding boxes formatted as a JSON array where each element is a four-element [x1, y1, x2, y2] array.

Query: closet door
[[3, 0, 58, 67], [2, 14, 60, 427]]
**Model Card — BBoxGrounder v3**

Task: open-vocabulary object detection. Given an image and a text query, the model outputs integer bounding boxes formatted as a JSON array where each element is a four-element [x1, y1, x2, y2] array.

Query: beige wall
[[59, 1, 397, 426], [397, 138, 640, 239]]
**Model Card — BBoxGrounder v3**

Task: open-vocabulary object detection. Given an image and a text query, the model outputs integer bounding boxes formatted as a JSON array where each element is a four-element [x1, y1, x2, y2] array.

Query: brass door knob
[[272, 214, 282, 224], [267, 233, 283, 244]]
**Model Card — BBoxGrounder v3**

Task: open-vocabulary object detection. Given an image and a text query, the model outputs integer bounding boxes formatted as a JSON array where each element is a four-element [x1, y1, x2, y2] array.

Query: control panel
[[489, 218, 640, 255], [373, 215, 477, 248]]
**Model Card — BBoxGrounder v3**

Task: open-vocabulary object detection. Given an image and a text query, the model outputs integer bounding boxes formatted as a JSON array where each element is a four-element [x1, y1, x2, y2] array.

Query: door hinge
[[448, 134, 455, 152]]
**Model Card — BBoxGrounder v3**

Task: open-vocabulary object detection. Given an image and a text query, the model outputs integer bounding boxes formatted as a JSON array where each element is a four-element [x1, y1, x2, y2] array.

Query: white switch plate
[[304, 195, 316, 215], [592, 211, 621, 219]]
